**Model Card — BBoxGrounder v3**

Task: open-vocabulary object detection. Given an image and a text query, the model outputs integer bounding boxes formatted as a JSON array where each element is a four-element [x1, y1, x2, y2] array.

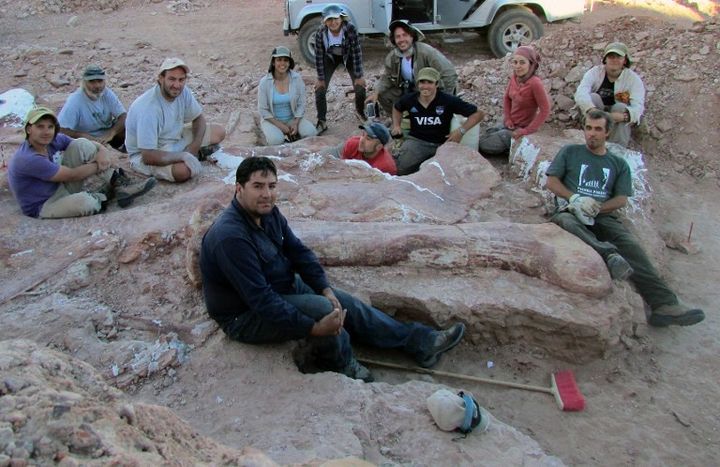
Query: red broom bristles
[[551, 370, 586, 411]]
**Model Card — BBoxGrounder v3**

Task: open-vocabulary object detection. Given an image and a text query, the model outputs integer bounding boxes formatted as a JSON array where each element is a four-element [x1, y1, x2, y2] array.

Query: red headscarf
[[513, 46, 541, 83]]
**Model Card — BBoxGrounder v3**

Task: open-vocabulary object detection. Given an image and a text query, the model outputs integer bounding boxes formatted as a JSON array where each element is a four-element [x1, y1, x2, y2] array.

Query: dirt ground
[[0, 0, 719, 465]]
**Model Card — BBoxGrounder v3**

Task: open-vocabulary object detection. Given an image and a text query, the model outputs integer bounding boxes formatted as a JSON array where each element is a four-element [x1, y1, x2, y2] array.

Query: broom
[[358, 358, 585, 412]]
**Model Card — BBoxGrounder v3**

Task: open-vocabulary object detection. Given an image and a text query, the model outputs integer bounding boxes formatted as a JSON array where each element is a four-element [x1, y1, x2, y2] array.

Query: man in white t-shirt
[[58, 65, 127, 151], [125, 58, 226, 183]]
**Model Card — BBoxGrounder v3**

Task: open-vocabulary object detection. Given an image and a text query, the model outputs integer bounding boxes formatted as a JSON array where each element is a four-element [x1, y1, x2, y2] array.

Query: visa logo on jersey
[[414, 116, 442, 125]]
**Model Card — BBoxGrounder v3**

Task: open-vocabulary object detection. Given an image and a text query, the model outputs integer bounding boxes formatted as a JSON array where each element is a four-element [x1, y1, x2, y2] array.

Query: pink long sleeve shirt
[[503, 74, 550, 136]]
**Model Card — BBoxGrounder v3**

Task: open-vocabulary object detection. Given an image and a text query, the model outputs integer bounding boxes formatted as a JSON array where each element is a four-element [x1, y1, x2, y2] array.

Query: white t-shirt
[[125, 84, 202, 156], [400, 57, 414, 82], [58, 87, 126, 136]]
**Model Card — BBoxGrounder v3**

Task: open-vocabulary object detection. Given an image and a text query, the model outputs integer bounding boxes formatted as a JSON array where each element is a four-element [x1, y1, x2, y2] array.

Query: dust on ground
[[0, 0, 719, 465]]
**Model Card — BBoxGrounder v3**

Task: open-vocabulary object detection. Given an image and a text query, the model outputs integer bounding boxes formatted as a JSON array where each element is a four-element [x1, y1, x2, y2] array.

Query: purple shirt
[[8, 133, 72, 217]]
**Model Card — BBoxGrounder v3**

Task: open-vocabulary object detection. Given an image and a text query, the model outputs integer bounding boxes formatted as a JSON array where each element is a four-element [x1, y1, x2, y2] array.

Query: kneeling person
[[392, 67, 483, 176], [324, 122, 396, 175], [546, 110, 704, 327], [200, 157, 465, 381], [8, 107, 155, 219]]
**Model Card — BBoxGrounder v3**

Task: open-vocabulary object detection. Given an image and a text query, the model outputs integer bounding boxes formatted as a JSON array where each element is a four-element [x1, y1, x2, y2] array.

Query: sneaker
[[341, 358, 374, 383], [116, 177, 157, 208], [648, 302, 705, 327], [606, 253, 634, 281], [316, 120, 328, 135], [417, 323, 465, 369], [198, 143, 220, 161]]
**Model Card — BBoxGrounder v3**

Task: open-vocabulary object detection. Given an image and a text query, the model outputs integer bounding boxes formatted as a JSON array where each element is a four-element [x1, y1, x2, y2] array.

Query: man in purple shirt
[[8, 106, 156, 218]]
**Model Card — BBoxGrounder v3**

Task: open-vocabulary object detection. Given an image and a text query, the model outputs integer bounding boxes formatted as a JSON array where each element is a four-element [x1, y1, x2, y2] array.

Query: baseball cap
[[603, 42, 628, 58], [271, 46, 293, 59], [322, 4, 346, 22], [82, 65, 106, 80], [603, 42, 632, 66], [159, 57, 190, 75], [359, 122, 390, 145], [416, 67, 441, 83], [25, 106, 57, 125]]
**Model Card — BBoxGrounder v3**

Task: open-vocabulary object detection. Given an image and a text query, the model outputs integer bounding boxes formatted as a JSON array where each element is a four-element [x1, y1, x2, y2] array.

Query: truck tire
[[487, 8, 543, 58], [298, 16, 321, 64]]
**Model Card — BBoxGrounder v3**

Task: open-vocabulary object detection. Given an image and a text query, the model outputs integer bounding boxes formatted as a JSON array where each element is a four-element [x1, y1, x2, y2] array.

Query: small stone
[[564, 64, 585, 83], [655, 119, 672, 133], [554, 94, 575, 111], [58, 49, 73, 55], [66, 16, 79, 27], [675, 71, 699, 82]]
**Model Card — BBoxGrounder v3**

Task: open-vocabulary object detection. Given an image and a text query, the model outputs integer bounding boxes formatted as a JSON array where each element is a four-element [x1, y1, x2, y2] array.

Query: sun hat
[[427, 389, 491, 434], [416, 67, 441, 83], [159, 57, 190, 75], [359, 122, 390, 145], [82, 65, 106, 80], [389, 19, 425, 45], [269, 46, 295, 70]]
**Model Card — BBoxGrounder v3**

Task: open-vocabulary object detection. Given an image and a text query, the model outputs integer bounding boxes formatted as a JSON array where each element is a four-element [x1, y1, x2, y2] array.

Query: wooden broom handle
[[358, 358, 553, 395]]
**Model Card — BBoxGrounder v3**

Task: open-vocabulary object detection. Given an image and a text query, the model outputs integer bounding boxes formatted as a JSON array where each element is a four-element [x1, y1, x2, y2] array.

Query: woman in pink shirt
[[479, 46, 550, 155]]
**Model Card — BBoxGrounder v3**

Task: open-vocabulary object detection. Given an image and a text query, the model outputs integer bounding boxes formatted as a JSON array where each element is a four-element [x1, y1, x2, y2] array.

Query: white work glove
[[180, 152, 203, 178], [567, 194, 601, 225]]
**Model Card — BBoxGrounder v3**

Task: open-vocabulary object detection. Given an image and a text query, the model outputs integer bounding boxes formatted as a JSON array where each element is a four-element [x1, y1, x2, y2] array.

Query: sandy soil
[[0, 0, 718, 465]]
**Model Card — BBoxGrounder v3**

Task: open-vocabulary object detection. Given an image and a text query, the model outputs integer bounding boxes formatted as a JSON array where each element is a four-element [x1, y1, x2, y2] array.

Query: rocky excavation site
[[0, 0, 718, 465]]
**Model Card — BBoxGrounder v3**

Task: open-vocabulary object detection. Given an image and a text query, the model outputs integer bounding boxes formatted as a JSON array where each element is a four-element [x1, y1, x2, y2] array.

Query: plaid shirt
[[314, 21, 363, 81]]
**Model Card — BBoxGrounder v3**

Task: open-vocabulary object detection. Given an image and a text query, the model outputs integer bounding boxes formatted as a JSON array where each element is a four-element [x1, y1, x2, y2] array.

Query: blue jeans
[[224, 276, 434, 370]]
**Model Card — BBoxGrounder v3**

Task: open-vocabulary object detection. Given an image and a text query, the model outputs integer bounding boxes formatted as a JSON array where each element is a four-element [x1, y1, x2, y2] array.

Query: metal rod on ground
[[687, 222, 694, 243]]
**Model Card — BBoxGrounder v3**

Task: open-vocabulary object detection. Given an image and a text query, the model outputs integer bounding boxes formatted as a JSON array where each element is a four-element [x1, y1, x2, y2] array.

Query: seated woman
[[257, 46, 317, 145], [478, 45, 550, 155]]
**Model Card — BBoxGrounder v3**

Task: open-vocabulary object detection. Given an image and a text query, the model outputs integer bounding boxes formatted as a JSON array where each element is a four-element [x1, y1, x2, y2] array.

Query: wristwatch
[[458, 127, 466, 135]]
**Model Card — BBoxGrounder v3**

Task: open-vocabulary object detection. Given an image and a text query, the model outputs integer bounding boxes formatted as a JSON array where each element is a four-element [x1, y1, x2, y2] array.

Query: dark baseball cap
[[359, 122, 390, 145], [83, 65, 106, 80]]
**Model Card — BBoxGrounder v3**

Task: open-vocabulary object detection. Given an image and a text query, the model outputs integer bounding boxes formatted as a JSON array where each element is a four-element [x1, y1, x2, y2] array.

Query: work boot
[[316, 120, 328, 135], [417, 323, 466, 369], [648, 302, 705, 327], [340, 358, 374, 383], [606, 253, 634, 281], [116, 177, 157, 208], [198, 143, 220, 161]]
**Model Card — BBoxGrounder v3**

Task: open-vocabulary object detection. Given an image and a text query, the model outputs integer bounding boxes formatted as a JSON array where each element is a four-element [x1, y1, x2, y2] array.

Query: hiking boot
[[198, 143, 220, 161], [116, 177, 157, 208], [316, 120, 328, 135], [341, 358, 374, 383], [110, 168, 132, 187], [417, 323, 466, 369], [648, 302, 705, 327], [606, 253, 634, 281]]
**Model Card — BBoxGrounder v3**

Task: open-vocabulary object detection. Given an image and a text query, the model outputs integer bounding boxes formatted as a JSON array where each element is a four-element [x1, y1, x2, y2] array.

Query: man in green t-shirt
[[545, 109, 704, 327]]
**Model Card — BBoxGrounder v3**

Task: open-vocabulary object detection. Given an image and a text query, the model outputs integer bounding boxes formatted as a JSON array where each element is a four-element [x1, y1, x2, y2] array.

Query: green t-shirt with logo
[[546, 144, 633, 202]]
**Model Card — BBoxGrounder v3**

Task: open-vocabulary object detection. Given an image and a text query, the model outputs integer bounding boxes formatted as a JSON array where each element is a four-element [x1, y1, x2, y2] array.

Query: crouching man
[[8, 106, 155, 219], [546, 110, 704, 327], [200, 157, 465, 382]]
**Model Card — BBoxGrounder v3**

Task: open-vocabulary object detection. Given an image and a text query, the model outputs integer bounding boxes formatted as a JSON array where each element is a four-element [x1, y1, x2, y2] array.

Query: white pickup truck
[[283, 0, 586, 62]]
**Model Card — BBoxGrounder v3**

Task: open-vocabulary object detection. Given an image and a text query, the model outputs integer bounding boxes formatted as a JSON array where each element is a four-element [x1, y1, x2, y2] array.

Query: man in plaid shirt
[[313, 4, 366, 134]]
